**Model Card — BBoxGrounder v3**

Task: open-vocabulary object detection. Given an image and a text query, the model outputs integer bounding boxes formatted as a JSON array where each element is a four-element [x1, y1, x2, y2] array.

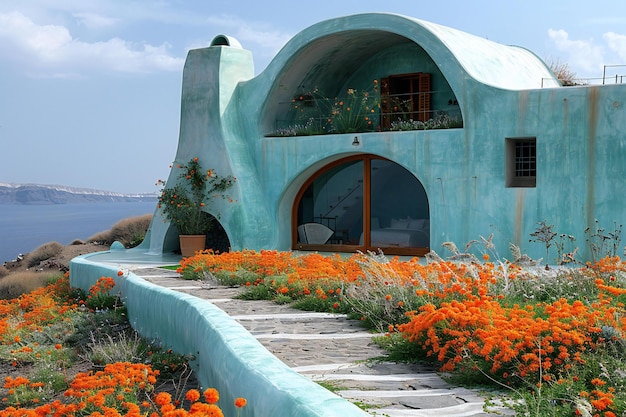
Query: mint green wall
[[145, 13, 626, 263]]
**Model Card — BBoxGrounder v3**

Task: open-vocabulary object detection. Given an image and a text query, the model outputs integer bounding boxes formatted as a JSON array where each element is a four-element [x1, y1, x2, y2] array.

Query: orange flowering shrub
[[395, 258, 626, 415], [0, 275, 248, 416], [180, 250, 363, 308], [181, 250, 626, 415], [85, 276, 119, 311], [180, 249, 435, 297], [179, 249, 362, 282], [1, 362, 244, 417], [0, 279, 78, 345]]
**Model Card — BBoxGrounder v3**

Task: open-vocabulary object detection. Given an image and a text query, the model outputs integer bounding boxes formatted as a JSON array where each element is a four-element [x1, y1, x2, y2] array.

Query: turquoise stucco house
[[143, 13, 626, 263]]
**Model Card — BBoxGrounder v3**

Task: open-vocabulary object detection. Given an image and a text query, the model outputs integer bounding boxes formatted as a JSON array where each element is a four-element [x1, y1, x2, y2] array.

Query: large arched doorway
[[293, 155, 430, 256]]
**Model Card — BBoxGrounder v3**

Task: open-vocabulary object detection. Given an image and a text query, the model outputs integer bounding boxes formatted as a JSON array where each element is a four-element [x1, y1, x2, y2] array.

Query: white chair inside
[[297, 223, 334, 244]]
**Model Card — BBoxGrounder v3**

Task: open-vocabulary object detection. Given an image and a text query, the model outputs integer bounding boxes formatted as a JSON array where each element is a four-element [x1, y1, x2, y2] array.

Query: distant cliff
[[0, 183, 158, 205]]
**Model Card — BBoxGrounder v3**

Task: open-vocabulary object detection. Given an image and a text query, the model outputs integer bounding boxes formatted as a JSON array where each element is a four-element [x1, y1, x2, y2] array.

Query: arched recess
[[292, 155, 430, 256], [261, 32, 462, 137], [163, 213, 231, 254]]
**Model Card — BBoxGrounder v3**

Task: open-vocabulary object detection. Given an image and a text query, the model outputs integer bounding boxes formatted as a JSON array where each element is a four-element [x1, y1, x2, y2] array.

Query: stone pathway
[[133, 267, 513, 417]]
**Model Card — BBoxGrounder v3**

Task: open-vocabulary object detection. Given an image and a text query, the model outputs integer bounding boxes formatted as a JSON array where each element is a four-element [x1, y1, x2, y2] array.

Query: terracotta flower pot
[[179, 235, 206, 257]]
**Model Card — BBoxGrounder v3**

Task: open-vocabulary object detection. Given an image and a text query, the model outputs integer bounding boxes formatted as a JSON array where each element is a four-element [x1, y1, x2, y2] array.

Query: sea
[[0, 202, 156, 263]]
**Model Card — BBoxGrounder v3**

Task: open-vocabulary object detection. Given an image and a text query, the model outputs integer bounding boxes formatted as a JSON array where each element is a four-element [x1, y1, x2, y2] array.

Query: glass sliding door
[[294, 155, 429, 256], [369, 159, 430, 251], [296, 160, 363, 247]]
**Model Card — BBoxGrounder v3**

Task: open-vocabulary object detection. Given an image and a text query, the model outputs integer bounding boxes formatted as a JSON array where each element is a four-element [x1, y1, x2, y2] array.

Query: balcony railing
[[266, 89, 462, 137], [541, 64, 626, 87]]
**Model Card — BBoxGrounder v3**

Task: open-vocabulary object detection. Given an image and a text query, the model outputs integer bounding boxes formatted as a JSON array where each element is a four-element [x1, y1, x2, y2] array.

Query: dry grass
[[24, 241, 64, 268], [82, 331, 145, 365], [87, 230, 111, 243], [0, 271, 52, 299], [88, 214, 152, 248]]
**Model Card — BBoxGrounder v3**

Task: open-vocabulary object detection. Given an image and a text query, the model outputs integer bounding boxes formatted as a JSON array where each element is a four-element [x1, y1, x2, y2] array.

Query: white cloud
[[0, 11, 72, 58], [0, 11, 184, 75], [603, 32, 626, 63], [73, 12, 119, 29], [547, 28, 605, 75]]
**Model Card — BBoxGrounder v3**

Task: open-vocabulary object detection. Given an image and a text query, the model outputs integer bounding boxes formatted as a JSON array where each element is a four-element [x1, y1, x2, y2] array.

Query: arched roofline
[[258, 13, 559, 92]]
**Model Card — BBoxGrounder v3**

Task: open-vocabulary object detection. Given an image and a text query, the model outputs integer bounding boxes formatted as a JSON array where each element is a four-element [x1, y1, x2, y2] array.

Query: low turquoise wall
[[70, 253, 368, 417]]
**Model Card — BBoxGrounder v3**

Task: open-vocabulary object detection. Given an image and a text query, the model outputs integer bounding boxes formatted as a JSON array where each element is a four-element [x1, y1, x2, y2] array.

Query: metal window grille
[[515, 141, 536, 178]]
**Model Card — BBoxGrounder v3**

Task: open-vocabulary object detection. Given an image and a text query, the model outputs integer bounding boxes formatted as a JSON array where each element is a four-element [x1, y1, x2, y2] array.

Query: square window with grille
[[506, 138, 536, 187]]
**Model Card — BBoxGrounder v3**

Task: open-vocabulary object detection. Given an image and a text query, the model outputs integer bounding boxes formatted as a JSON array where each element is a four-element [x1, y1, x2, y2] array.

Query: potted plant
[[157, 157, 235, 256]]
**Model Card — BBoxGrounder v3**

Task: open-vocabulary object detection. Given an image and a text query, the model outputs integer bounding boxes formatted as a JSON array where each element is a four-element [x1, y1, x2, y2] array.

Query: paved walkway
[[131, 265, 513, 417]]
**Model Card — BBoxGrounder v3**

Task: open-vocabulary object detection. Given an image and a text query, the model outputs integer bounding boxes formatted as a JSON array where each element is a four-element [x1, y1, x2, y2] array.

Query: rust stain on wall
[[587, 87, 598, 227], [562, 97, 568, 133]]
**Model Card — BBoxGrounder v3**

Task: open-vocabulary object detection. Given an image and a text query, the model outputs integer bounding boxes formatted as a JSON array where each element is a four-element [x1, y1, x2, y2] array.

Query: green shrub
[[292, 295, 350, 313], [213, 269, 260, 286], [25, 241, 64, 268], [236, 284, 273, 300]]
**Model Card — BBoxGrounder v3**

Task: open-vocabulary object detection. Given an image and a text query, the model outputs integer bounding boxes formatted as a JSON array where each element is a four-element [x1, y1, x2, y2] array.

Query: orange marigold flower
[[117, 270, 124, 276], [190, 403, 224, 417], [185, 389, 201, 403], [234, 397, 247, 408], [4, 376, 30, 388], [591, 397, 611, 411], [55, 343, 62, 350], [204, 387, 219, 404], [385, 294, 392, 301], [154, 392, 172, 406], [161, 403, 176, 413]]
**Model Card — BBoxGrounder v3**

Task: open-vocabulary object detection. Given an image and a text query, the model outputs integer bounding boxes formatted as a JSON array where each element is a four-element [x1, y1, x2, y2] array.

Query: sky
[[1, 1, 626, 194]]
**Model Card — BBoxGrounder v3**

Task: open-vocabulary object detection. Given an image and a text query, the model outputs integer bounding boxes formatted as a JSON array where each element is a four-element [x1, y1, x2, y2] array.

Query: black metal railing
[[267, 89, 462, 137]]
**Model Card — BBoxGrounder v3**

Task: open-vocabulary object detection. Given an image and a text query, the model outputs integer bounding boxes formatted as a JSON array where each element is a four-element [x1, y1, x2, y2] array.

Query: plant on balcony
[[329, 81, 380, 133], [271, 81, 381, 136], [157, 158, 235, 236], [389, 112, 463, 131]]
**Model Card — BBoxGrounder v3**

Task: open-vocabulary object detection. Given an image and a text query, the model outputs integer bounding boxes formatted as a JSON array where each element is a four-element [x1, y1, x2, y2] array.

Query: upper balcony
[[266, 72, 463, 137]]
